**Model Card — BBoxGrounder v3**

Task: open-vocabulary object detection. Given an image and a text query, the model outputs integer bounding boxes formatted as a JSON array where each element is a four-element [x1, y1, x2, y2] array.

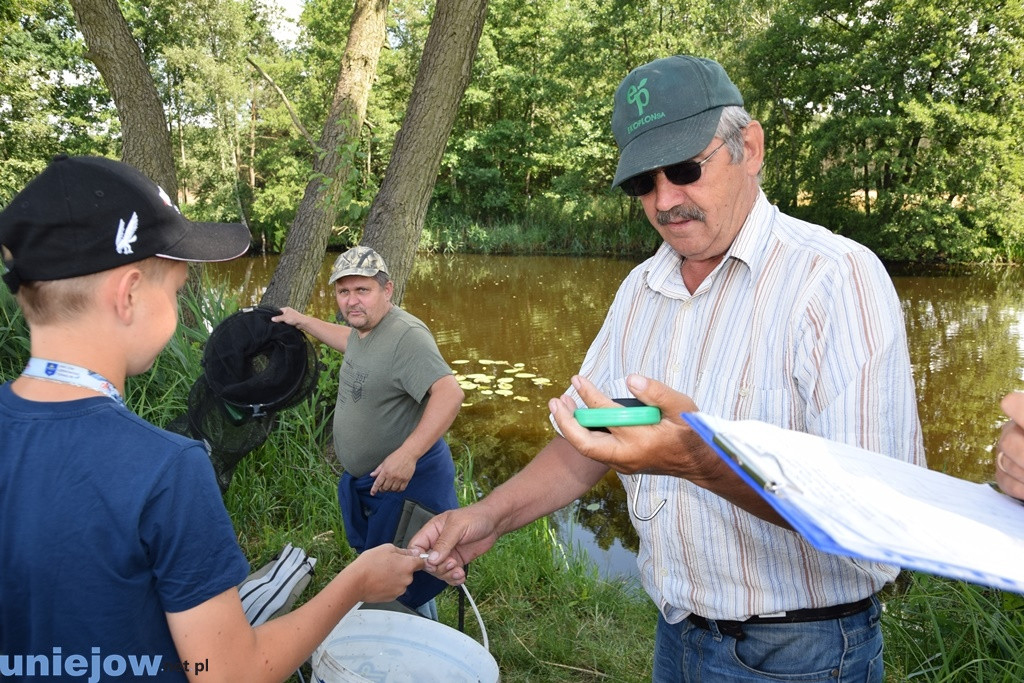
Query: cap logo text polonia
[[116, 212, 139, 255]]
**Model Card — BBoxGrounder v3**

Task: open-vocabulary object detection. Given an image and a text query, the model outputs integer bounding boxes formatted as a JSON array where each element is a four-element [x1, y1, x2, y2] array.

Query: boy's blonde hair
[[17, 257, 177, 326]]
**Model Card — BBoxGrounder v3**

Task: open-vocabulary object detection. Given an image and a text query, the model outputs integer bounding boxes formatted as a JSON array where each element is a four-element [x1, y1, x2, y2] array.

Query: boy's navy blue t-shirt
[[0, 382, 250, 680]]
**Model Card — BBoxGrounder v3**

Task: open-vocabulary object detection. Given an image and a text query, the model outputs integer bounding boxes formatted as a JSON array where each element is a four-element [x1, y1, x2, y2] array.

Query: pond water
[[211, 253, 1024, 580]]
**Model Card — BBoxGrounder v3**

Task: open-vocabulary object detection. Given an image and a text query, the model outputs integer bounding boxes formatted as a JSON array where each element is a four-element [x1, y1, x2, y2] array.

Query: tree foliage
[[2, 0, 1023, 266], [0, 0, 117, 202], [745, 0, 1024, 262]]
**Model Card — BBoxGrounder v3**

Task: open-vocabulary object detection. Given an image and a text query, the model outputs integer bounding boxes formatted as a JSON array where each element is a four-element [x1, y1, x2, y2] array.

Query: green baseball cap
[[328, 245, 389, 284], [611, 56, 744, 189]]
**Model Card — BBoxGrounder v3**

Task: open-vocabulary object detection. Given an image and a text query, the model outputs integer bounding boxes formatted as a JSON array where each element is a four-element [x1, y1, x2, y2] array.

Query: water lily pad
[[451, 359, 470, 365], [495, 389, 514, 396], [514, 372, 536, 379], [459, 382, 479, 390], [513, 396, 530, 402], [480, 389, 494, 395]]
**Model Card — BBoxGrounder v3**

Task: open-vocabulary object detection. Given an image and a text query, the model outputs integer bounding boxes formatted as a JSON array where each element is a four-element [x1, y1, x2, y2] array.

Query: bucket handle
[[459, 583, 488, 651], [334, 588, 488, 651]]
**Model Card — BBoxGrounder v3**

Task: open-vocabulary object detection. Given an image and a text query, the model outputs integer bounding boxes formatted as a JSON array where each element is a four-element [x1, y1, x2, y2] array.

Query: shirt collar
[[725, 190, 773, 279], [643, 190, 775, 297]]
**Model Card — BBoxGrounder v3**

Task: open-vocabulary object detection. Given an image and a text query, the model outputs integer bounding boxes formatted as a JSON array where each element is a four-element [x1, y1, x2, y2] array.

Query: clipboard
[[683, 412, 1024, 594]]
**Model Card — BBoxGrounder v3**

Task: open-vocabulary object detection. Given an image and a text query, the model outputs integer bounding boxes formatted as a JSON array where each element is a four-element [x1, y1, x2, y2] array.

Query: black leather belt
[[686, 596, 874, 641]]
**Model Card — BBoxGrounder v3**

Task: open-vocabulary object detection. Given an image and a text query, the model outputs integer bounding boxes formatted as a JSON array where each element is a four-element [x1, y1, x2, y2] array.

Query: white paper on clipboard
[[684, 412, 1024, 594]]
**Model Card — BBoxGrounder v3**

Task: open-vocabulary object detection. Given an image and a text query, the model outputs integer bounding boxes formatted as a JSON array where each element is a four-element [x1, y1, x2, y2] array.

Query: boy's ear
[[111, 266, 145, 324]]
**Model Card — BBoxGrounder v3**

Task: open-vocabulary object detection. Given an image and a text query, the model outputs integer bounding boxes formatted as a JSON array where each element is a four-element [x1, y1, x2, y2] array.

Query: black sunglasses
[[619, 140, 727, 197]]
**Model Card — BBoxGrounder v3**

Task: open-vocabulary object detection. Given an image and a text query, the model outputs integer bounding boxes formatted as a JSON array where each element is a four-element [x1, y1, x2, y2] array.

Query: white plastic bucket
[[311, 607, 499, 683]]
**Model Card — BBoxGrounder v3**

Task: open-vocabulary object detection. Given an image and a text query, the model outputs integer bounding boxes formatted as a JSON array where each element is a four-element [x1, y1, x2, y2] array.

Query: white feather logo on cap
[[115, 212, 139, 255]]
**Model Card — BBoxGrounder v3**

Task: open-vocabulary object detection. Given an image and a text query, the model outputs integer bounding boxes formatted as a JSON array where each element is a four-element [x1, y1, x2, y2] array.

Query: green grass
[[428, 476, 656, 682], [420, 202, 661, 258], [3, 277, 1024, 682], [882, 572, 1024, 682], [0, 282, 30, 379]]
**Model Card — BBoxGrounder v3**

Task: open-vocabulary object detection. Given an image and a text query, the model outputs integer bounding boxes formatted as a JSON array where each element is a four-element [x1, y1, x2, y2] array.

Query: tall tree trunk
[[68, 0, 177, 200], [260, 0, 389, 311], [362, 0, 490, 305], [69, 0, 207, 328]]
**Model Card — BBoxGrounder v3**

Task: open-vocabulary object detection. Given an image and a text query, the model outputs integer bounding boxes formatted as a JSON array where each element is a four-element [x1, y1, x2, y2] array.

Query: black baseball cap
[[611, 56, 744, 188], [0, 154, 252, 292]]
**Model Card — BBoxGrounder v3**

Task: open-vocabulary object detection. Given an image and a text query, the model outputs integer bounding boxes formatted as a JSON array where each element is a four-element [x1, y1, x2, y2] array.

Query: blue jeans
[[653, 596, 883, 682], [337, 438, 458, 609]]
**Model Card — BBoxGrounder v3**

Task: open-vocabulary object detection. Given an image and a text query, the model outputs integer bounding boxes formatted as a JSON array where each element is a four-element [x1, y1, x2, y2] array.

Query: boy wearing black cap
[[0, 155, 423, 682]]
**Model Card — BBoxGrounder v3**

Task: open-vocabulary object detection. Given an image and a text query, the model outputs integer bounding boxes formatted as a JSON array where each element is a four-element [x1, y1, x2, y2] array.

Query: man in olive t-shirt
[[273, 246, 464, 614]]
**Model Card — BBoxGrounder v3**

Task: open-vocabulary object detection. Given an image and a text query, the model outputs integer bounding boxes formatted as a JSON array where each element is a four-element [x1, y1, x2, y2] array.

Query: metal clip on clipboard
[[712, 434, 802, 497]]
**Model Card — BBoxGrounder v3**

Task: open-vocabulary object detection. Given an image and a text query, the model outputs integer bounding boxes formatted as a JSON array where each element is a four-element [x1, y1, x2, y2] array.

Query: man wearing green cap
[[413, 56, 923, 681], [274, 245, 464, 618]]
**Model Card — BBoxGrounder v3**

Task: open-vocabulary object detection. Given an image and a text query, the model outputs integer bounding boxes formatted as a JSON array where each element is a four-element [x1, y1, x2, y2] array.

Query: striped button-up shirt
[[568, 191, 925, 623]]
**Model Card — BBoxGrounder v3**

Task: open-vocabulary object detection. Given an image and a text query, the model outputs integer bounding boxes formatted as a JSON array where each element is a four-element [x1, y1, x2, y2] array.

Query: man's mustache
[[657, 204, 706, 226]]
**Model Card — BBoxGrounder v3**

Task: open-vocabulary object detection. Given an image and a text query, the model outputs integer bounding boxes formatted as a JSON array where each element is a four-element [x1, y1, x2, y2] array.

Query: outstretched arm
[[167, 544, 423, 683], [411, 435, 610, 583], [272, 306, 353, 353]]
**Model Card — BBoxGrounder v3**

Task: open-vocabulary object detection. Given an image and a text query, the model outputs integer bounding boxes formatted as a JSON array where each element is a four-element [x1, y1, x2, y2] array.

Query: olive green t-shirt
[[331, 306, 453, 477]]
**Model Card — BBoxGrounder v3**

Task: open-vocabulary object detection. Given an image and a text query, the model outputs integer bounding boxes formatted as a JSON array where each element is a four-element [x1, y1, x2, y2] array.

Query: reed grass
[[2, 277, 1024, 682], [421, 204, 660, 258], [882, 572, 1024, 681], [0, 283, 29, 378]]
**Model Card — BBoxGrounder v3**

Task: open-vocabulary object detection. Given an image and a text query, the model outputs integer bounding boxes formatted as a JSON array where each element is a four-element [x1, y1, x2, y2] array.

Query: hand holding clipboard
[[995, 392, 1024, 500]]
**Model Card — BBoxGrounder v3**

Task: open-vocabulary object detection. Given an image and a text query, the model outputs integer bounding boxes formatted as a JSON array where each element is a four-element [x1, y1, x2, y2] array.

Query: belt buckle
[[756, 611, 787, 619], [718, 620, 746, 640], [687, 613, 746, 640]]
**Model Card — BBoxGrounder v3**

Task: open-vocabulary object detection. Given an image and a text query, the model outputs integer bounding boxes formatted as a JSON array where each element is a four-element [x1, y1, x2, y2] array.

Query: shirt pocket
[[731, 385, 793, 428]]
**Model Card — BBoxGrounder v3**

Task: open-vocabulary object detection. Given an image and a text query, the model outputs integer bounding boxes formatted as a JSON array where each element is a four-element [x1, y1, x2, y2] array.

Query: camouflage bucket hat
[[328, 246, 389, 285]]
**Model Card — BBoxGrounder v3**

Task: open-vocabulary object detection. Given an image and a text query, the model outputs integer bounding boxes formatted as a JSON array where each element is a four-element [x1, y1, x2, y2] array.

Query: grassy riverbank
[[2, 283, 1023, 681], [417, 207, 662, 258]]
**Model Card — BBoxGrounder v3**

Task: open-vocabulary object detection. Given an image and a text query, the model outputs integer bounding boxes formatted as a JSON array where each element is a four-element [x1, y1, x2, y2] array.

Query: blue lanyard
[[21, 357, 125, 407]]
